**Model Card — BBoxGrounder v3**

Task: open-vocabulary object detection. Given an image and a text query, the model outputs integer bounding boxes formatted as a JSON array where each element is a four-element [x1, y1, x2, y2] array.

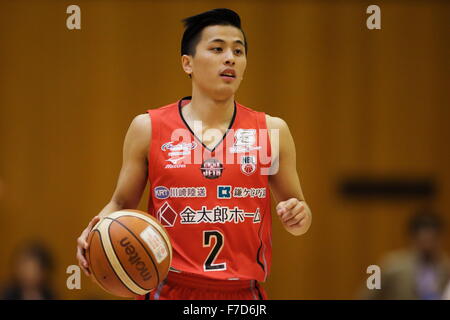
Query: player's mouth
[[219, 68, 236, 81]]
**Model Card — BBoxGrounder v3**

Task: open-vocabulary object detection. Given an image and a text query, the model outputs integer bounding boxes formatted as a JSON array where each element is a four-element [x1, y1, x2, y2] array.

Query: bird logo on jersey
[[200, 158, 224, 179]]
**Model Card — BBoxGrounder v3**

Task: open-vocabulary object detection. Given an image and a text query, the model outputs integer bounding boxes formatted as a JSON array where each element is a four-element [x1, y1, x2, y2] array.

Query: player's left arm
[[266, 115, 312, 236]]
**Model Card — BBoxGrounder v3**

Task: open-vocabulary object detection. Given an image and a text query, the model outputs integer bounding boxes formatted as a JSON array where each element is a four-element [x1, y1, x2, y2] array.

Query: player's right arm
[[76, 114, 151, 276]]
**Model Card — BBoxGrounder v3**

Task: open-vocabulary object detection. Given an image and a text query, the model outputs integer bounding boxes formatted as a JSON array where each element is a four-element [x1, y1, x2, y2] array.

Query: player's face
[[184, 25, 247, 100]]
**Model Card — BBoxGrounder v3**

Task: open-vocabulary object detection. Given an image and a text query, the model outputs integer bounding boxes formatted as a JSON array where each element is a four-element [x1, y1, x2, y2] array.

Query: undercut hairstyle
[[181, 8, 247, 57]]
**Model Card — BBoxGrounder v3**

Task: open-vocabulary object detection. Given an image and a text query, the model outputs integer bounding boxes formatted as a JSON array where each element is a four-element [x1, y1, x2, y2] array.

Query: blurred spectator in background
[[360, 208, 450, 300], [0, 240, 56, 300]]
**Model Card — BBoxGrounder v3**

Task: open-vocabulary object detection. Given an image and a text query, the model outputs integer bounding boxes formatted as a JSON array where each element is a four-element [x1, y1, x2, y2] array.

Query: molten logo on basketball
[[120, 237, 152, 281]]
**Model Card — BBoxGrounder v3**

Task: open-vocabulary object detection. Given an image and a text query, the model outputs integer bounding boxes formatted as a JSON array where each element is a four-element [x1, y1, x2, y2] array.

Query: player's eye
[[234, 49, 243, 55], [211, 47, 223, 52]]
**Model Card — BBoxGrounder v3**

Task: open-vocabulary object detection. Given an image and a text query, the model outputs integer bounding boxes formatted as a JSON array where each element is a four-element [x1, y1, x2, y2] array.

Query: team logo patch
[[200, 158, 223, 179], [217, 185, 232, 199], [240, 155, 256, 176], [156, 202, 177, 227], [154, 186, 170, 199]]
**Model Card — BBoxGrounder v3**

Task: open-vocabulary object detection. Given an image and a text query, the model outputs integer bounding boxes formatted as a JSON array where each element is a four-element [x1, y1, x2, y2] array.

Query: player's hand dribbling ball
[[86, 210, 172, 297]]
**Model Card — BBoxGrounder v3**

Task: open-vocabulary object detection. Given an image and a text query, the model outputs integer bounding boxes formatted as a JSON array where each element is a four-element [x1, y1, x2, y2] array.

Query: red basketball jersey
[[146, 96, 272, 282]]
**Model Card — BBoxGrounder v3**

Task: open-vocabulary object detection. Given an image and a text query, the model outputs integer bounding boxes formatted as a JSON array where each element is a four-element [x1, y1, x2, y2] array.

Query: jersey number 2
[[203, 230, 227, 271]]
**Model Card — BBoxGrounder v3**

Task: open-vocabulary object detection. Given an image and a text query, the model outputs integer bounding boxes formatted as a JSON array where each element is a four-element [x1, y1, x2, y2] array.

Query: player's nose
[[224, 49, 235, 66]]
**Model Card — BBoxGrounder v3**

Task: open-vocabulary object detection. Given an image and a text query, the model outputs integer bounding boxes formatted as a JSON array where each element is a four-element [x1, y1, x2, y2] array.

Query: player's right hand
[[76, 215, 101, 276]]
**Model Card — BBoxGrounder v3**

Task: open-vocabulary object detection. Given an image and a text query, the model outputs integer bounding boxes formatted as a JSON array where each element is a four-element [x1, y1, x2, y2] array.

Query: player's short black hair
[[408, 208, 444, 236], [181, 8, 247, 57]]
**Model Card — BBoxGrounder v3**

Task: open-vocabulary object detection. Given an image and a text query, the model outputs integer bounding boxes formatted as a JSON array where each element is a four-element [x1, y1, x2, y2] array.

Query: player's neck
[[185, 91, 235, 128]]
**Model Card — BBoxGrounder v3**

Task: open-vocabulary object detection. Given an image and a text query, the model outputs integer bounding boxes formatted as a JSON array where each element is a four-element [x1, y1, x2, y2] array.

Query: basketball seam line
[[106, 218, 153, 292], [91, 228, 130, 296], [112, 211, 173, 264], [108, 213, 170, 277], [106, 216, 161, 289]]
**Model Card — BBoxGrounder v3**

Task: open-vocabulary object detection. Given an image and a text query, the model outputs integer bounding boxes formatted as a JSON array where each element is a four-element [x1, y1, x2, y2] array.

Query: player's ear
[[181, 55, 193, 78]]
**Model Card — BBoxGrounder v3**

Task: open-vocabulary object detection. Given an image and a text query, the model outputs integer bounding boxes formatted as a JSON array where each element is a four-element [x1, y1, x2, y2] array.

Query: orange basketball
[[86, 209, 172, 297]]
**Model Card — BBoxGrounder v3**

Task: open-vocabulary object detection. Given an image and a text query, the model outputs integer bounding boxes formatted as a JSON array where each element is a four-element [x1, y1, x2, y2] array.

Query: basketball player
[[76, 8, 312, 300]]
